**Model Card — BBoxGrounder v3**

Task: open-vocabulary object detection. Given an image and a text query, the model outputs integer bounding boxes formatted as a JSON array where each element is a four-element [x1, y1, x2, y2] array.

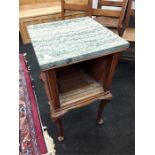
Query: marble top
[[28, 17, 129, 71]]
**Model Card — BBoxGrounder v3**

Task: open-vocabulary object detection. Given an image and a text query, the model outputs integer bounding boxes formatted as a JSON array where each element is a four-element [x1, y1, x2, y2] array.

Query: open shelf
[[56, 66, 105, 108]]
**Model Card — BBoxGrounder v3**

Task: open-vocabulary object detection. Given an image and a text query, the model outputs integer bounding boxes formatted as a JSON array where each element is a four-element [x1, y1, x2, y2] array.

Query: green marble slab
[[28, 17, 129, 71]]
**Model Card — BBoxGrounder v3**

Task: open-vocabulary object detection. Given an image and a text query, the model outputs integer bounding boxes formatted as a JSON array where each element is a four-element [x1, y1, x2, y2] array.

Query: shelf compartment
[[56, 67, 106, 108]]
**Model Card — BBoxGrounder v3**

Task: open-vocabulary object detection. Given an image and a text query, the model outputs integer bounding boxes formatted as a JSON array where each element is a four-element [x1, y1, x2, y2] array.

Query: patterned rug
[[19, 54, 52, 155]]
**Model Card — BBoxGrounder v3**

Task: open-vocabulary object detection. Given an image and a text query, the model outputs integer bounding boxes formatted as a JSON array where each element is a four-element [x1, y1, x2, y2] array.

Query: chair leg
[[55, 118, 64, 141], [96, 100, 109, 125]]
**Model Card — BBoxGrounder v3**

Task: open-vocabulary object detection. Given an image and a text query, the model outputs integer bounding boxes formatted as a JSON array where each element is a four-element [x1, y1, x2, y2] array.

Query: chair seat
[[123, 28, 135, 42], [95, 16, 119, 28]]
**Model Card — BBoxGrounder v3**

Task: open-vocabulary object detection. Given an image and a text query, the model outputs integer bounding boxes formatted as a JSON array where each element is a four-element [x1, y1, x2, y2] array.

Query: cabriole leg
[[96, 100, 109, 125], [54, 118, 64, 141]]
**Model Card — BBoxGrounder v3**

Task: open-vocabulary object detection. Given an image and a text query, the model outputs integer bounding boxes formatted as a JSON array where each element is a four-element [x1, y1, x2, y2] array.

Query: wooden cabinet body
[[40, 52, 121, 141]]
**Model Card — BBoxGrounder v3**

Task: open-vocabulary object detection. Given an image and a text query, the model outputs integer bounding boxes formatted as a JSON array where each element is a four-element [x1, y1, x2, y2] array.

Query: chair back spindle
[[124, 0, 135, 29]]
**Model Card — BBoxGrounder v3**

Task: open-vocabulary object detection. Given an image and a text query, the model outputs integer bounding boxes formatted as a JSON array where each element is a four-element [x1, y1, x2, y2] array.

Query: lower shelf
[[50, 67, 112, 118], [57, 67, 105, 107]]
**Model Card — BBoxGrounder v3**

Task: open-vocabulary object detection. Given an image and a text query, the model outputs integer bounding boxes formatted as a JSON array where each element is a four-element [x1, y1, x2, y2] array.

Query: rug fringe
[[42, 126, 56, 155]]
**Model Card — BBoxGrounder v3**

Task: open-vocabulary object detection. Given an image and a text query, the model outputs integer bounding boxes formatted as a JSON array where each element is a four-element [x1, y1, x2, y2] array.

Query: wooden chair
[[92, 0, 128, 35], [61, 0, 92, 19], [122, 0, 135, 60]]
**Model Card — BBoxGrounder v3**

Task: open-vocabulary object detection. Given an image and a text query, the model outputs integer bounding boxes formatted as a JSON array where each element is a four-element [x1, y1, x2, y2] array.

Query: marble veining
[[28, 17, 129, 71]]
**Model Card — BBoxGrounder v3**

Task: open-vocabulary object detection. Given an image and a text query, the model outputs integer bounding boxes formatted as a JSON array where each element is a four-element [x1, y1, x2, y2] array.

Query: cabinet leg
[[55, 118, 64, 141], [96, 100, 109, 125]]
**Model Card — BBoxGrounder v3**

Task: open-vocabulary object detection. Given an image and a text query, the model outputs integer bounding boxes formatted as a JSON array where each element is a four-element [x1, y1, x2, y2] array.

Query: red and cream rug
[[19, 54, 55, 155]]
